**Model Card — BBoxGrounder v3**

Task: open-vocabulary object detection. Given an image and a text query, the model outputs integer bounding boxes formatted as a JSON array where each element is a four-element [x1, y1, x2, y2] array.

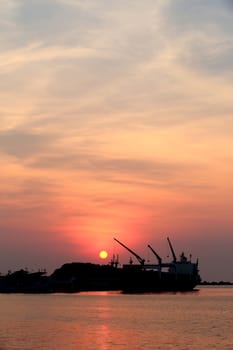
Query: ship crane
[[114, 238, 145, 266], [167, 237, 177, 263], [147, 244, 162, 265]]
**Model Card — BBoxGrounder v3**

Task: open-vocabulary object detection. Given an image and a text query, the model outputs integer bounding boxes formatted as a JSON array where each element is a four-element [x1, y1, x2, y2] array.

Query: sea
[[0, 286, 232, 350]]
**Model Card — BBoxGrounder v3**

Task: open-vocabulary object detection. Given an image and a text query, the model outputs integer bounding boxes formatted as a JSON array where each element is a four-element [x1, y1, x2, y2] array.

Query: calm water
[[0, 287, 232, 350]]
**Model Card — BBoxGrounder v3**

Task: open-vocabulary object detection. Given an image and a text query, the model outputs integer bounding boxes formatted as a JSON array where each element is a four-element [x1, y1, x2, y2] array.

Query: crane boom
[[167, 237, 177, 262], [114, 238, 145, 265], [148, 244, 162, 265]]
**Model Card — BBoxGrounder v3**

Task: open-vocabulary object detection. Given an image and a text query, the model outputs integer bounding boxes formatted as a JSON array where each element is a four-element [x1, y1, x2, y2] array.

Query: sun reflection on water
[[0, 288, 232, 349]]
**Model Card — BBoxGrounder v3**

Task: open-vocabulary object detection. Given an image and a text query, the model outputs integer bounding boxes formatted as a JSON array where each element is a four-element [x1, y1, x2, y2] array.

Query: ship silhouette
[[0, 238, 201, 293]]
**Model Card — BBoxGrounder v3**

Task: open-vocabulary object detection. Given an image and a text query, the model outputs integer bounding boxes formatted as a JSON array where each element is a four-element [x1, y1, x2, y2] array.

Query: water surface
[[0, 287, 232, 349]]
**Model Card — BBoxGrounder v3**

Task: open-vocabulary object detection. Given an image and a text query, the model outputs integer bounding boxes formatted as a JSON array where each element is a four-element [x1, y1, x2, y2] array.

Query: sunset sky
[[1, 0, 233, 281]]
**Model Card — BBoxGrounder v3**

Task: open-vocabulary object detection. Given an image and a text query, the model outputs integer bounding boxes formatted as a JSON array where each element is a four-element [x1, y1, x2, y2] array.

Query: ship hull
[[120, 268, 198, 293], [51, 263, 200, 293], [0, 262, 200, 293]]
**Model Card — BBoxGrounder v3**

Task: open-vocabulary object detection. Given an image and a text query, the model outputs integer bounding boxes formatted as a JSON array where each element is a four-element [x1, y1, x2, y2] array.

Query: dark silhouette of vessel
[[0, 238, 201, 293], [112, 237, 201, 293]]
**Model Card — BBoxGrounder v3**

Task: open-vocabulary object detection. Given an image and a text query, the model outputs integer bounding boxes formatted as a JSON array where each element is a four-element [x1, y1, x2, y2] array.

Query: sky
[[0, 0, 233, 282]]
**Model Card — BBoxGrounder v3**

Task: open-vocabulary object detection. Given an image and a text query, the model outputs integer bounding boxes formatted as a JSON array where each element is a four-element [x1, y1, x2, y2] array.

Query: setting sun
[[99, 250, 108, 259]]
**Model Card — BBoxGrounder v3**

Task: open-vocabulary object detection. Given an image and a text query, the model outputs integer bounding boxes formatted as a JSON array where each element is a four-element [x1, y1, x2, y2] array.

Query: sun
[[99, 250, 108, 259]]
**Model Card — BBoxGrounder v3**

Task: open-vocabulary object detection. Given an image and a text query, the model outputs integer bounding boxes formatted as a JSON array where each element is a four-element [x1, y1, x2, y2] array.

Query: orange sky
[[0, 0, 233, 281]]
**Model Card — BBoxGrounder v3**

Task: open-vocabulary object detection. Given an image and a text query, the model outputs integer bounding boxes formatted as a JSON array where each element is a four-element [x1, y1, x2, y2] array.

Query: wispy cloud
[[0, 43, 103, 72], [0, 129, 54, 158]]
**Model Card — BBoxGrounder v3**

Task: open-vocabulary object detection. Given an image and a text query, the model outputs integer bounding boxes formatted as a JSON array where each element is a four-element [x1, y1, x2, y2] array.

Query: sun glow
[[99, 250, 108, 259]]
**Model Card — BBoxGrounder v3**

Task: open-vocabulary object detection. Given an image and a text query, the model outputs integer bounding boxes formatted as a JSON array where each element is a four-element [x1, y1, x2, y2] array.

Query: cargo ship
[[50, 237, 200, 293], [113, 237, 201, 293]]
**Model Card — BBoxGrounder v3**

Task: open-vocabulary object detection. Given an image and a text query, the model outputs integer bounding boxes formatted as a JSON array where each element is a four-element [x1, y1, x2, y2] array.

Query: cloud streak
[[0, 43, 103, 72]]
